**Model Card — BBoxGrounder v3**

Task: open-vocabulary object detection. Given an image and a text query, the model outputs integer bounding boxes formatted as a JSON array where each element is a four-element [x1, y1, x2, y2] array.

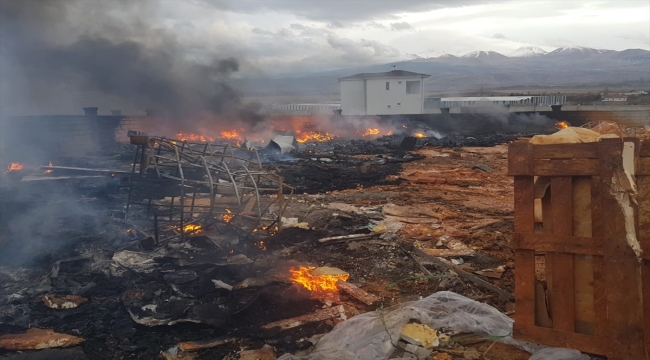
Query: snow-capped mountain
[[546, 46, 614, 58], [420, 48, 450, 58], [461, 50, 507, 58], [510, 46, 547, 57]]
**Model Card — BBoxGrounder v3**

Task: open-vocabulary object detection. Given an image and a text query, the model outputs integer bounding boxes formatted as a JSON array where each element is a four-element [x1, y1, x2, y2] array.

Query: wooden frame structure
[[508, 137, 650, 359]]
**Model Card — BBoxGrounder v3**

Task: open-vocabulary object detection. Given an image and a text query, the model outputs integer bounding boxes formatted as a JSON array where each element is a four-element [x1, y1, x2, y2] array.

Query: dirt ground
[[268, 144, 531, 360]]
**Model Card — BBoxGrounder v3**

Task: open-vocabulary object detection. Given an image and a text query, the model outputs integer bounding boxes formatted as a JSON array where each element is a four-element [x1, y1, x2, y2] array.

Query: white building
[[601, 93, 628, 102], [438, 95, 566, 108], [338, 70, 430, 116]]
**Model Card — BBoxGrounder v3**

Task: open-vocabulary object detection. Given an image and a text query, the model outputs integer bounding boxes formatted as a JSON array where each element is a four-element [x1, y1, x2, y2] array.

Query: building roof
[[441, 96, 534, 102], [338, 70, 430, 81]]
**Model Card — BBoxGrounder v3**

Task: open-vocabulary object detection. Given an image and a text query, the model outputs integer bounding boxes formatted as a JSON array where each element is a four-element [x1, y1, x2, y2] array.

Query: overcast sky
[[3, 0, 650, 78], [168, 0, 649, 75]]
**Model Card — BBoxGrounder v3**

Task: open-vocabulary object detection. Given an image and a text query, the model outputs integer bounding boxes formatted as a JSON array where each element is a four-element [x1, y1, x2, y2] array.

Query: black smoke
[[0, 0, 260, 124]]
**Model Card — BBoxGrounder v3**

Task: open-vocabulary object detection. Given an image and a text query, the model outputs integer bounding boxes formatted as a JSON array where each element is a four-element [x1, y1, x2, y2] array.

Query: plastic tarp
[[277, 291, 590, 360]]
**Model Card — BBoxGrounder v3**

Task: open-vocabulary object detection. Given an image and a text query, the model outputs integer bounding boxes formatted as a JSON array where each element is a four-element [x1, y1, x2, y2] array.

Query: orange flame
[[221, 208, 234, 223], [295, 130, 336, 143], [361, 128, 380, 137], [289, 266, 349, 292], [44, 161, 53, 174], [179, 224, 202, 233], [256, 240, 267, 250], [556, 121, 569, 129], [414, 132, 426, 138], [6, 162, 23, 172], [220, 130, 241, 141], [176, 132, 216, 143]]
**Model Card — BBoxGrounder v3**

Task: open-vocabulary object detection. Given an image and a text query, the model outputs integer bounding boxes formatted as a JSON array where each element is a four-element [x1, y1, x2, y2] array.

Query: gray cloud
[[391, 22, 414, 31], [290, 23, 307, 30], [493, 33, 506, 39], [252, 27, 274, 35], [326, 35, 400, 63], [202, 0, 499, 22], [366, 21, 387, 29]]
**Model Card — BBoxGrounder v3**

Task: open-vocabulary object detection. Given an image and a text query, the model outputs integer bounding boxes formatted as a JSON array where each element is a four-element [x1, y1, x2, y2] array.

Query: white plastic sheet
[[277, 291, 590, 360]]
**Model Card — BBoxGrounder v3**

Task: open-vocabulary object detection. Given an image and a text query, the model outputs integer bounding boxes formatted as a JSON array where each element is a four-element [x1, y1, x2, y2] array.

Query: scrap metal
[[126, 133, 292, 241]]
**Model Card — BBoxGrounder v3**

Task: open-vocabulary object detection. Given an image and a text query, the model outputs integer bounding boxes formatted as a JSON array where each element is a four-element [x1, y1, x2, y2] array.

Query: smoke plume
[[0, 0, 257, 123]]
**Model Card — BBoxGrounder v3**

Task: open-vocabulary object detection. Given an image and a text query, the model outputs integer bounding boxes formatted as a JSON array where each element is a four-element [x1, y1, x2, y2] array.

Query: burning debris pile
[[0, 119, 564, 359], [125, 134, 291, 243]]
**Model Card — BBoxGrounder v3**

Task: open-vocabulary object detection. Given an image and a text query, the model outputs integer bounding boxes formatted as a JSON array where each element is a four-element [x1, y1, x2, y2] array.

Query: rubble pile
[[0, 131, 552, 359]]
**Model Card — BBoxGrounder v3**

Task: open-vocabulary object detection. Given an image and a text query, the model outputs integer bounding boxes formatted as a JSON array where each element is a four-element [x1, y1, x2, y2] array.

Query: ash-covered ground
[[0, 132, 540, 360]]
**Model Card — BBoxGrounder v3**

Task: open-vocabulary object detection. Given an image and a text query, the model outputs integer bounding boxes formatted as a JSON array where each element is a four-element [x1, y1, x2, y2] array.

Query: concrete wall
[[113, 116, 154, 143], [340, 80, 366, 115], [0, 115, 154, 164], [365, 78, 423, 115]]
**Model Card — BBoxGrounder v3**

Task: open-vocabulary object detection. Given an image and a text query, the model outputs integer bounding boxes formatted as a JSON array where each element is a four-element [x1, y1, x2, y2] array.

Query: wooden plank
[[242, 196, 257, 215], [512, 233, 602, 255], [513, 324, 607, 355], [636, 157, 650, 176], [513, 176, 536, 327], [548, 177, 575, 333], [318, 233, 378, 244], [638, 176, 650, 253], [179, 337, 237, 352], [39, 165, 131, 174], [636, 176, 650, 349], [336, 281, 380, 305], [642, 264, 650, 350], [514, 176, 535, 233], [572, 177, 595, 335], [533, 143, 599, 159], [598, 138, 647, 360], [261, 305, 350, 331], [533, 159, 599, 176], [508, 142, 534, 176], [420, 248, 475, 257], [591, 176, 607, 340], [541, 182, 554, 330]]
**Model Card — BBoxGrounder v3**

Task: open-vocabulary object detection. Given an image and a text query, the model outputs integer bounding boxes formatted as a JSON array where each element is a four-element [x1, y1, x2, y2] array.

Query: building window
[[406, 80, 420, 94], [386, 82, 390, 90]]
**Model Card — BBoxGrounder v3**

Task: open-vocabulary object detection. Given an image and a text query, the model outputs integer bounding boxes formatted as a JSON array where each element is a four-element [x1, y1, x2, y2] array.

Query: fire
[[176, 132, 215, 143], [386, 131, 393, 136], [178, 224, 202, 233], [414, 132, 426, 138], [361, 128, 380, 137], [295, 130, 336, 143], [289, 266, 349, 292], [556, 121, 569, 129], [6, 162, 23, 172], [253, 225, 279, 236], [220, 130, 241, 141], [256, 240, 267, 250], [221, 209, 234, 223], [44, 161, 53, 174]]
